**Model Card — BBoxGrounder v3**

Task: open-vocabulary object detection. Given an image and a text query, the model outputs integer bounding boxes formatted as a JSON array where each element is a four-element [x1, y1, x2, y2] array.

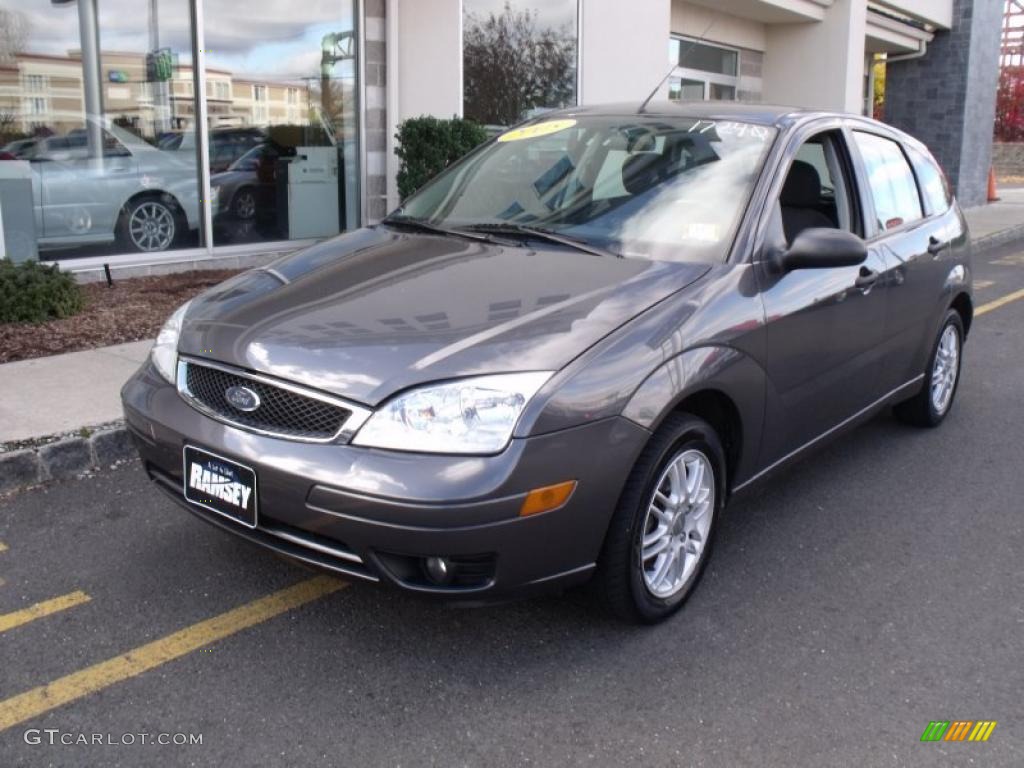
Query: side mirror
[[775, 228, 867, 272]]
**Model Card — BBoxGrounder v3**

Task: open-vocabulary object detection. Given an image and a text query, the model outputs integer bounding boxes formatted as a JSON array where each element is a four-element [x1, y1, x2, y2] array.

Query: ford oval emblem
[[225, 385, 260, 412]]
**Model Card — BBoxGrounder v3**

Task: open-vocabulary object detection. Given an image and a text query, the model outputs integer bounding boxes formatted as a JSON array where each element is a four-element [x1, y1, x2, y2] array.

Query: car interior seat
[[780, 159, 835, 243]]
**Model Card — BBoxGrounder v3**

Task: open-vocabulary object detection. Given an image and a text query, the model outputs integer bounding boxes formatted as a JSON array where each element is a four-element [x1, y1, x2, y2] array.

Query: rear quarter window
[[906, 145, 952, 215]]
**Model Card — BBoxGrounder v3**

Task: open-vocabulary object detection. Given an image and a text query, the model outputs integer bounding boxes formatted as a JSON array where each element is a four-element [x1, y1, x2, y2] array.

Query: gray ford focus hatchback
[[123, 102, 972, 623]]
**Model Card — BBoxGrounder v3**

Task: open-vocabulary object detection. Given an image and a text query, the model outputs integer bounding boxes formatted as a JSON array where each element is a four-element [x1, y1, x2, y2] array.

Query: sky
[[5, 0, 357, 83]]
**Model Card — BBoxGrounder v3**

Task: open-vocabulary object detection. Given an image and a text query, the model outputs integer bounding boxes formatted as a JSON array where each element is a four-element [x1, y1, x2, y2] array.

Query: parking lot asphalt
[[2, 246, 1024, 768]]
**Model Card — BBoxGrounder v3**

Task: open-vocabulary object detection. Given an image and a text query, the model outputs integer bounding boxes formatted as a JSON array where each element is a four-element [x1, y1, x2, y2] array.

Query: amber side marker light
[[519, 480, 577, 517]]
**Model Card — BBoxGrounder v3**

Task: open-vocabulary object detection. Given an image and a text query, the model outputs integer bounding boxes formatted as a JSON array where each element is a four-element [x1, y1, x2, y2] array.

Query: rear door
[[847, 130, 958, 394]]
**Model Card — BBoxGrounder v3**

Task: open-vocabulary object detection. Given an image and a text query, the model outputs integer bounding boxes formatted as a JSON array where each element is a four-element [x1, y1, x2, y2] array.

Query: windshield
[[395, 115, 775, 262]]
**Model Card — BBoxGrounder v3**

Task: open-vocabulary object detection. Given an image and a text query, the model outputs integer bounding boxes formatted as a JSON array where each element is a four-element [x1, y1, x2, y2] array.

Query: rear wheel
[[117, 196, 180, 253], [595, 413, 725, 624], [894, 309, 964, 427]]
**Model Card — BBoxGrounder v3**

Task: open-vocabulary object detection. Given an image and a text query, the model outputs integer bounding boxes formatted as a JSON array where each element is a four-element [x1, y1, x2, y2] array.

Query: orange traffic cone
[[988, 166, 1000, 202]]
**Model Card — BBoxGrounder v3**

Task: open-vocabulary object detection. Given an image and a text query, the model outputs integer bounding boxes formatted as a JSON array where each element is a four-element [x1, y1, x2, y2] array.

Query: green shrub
[[394, 116, 489, 200], [0, 259, 84, 324]]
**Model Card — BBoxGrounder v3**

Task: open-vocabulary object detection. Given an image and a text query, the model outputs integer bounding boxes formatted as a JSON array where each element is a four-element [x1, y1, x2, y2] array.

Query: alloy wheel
[[640, 448, 715, 599], [234, 191, 256, 220], [128, 201, 176, 252], [930, 324, 960, 415]]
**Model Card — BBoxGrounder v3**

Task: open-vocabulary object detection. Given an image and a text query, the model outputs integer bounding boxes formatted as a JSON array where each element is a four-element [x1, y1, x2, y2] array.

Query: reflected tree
[[0, 8, 30, 66], [463, 2, 576, 126]]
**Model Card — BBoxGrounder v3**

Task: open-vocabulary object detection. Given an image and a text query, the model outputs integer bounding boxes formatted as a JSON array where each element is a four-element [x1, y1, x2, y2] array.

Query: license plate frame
[[182, 445, 258, 529]]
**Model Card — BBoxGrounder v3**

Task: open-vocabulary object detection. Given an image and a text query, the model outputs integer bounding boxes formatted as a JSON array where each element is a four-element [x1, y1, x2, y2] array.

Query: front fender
[[621, 345, 766, 489]]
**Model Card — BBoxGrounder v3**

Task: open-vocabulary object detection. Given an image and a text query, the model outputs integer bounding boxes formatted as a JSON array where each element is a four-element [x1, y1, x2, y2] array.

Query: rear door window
[[852, 131, 923, 233]]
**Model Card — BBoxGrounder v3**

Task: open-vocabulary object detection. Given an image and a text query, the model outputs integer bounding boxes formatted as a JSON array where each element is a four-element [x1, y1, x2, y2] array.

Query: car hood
[[179, 228, 709, 405], [210, 170, 255, 189]]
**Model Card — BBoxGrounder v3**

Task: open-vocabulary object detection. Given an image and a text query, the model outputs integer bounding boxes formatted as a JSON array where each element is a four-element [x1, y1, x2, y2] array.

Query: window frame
[[459, 0, 583, 123], [667, 35, 740, 103]]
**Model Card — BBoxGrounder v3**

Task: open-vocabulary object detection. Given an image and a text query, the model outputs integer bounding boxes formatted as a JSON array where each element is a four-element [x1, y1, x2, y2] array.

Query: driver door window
[[779, 134, 856, 245]]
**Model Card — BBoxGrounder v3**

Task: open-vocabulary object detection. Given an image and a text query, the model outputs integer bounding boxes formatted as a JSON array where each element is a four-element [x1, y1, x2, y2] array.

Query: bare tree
[[463, 2, 576, 126], [0, 8, 30, 66], [0, 110, 17, 144]]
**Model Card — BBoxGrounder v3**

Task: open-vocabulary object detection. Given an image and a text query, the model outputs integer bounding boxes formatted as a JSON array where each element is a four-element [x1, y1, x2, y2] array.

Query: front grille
[[182, 361, 352, 441]]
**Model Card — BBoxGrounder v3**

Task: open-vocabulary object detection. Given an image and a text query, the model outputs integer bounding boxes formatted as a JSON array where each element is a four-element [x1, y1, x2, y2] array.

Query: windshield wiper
[[380, 215, 497, 244], [462, 223, 622, 258]]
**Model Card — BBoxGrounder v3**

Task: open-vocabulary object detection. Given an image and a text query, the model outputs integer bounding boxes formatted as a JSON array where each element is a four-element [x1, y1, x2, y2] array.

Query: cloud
[[5, 0, 356, 77]]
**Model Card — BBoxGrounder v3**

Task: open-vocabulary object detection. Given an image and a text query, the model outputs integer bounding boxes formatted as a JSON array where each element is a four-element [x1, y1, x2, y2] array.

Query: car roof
[[561, 100, 828, 127]]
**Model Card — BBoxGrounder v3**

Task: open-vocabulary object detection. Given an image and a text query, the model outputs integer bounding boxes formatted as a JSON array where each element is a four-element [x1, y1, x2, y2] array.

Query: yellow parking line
[[0, 591, 91, 634], [0, 541, 8, 553], [0, 575, 346, 733], [976, 287, 1024, 317]]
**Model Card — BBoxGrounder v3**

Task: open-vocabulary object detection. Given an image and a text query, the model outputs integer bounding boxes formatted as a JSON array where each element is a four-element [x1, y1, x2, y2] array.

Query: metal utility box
[[0, 161, 39, 263], [277, 147, 340, 240]]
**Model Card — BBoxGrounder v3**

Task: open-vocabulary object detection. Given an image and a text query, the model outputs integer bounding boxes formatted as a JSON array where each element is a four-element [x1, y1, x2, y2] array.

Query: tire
[[117, 195, 180, 253], [594, 413, 725, 624], [894, 309, 964, 428], [231, 188, 257, 220]]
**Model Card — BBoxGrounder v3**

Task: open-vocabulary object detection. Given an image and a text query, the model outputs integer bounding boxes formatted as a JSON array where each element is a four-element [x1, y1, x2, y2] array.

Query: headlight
[[151, 300, 190, 383], [353, 372, 552, 454]]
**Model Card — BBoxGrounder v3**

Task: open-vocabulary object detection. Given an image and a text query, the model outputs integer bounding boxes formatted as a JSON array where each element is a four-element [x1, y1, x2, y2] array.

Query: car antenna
[[638, 20, 717, 114]]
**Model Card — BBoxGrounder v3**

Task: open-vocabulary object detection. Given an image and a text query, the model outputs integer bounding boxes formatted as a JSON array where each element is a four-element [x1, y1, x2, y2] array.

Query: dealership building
[[0, 0, 1000, 273]]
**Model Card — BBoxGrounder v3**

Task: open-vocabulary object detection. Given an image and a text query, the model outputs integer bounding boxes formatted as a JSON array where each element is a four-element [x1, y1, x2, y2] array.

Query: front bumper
[[122, 361, 650, 600]]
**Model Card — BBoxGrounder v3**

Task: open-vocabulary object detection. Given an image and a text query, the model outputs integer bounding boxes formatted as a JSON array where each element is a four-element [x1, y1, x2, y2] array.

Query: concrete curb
[[0, 423, 136, 496], [972, 221, 1024, 254]]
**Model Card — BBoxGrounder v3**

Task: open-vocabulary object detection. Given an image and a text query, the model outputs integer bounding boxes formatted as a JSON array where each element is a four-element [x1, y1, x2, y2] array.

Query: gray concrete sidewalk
[[0, 339, 150, 445], [963, 185, 1024, 245]]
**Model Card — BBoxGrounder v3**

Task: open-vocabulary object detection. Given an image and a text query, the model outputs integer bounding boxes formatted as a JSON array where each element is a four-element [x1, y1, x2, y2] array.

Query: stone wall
[[884, 0, 1002, 207], [992, 142, 1024, 178]]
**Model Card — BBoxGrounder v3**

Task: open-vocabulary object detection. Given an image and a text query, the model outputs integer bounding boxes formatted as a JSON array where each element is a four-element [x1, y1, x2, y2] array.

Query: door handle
[[927, 236, 947, 255], [854, 267, 879, 290]]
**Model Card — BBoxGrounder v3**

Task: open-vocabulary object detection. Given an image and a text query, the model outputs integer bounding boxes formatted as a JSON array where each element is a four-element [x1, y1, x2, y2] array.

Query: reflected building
[[0, 50, 312, 138]]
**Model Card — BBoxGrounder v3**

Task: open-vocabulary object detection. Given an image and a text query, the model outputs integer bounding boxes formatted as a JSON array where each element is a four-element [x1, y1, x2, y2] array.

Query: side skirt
[[731, 374, 925, 495]]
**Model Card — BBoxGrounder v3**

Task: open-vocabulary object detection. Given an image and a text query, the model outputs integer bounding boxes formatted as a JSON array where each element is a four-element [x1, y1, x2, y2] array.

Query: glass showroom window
[[202, 0, 361, 247], [0, 1, 201, 261], [668, 37, 739, 102], [463, 0, 579, 127]]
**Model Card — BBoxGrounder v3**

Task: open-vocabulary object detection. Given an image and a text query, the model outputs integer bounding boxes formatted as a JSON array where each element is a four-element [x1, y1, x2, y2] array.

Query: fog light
[[424, 556, 452, 585]]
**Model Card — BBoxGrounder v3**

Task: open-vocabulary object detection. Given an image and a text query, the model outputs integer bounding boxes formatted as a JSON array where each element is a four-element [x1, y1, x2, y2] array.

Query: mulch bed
[[0, 270, 241, 364]]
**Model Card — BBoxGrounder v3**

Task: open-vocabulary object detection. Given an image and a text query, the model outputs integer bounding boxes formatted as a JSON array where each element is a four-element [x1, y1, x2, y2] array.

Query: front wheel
[[894, 309, 964, 427], [231, 188, 257, 220], [595, 413, 725, 624]]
